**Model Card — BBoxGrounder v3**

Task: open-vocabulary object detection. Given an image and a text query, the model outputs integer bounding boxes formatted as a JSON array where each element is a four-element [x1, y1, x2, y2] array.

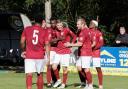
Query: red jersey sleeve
[[68, 28, 77, 43], [90, 30, 96, 43], [94, 31, 104, 50]]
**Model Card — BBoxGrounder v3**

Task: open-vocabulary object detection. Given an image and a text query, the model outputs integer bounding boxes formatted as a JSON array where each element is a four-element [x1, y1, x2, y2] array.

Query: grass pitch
[[0, 72, 127, 89]]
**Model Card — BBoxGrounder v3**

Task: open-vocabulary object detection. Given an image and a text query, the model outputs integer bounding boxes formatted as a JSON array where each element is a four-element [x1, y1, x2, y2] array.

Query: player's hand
[[116, 40, 121, 44], [21, 51, 26, 59], [64, 42, 70, 47]]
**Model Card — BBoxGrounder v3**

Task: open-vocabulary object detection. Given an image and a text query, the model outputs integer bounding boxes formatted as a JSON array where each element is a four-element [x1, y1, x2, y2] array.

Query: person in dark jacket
[[115, 27, 128, 47]]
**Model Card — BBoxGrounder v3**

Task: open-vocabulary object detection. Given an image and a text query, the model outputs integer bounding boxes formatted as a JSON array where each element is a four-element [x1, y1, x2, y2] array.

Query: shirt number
[[32, 30, 39, 45]]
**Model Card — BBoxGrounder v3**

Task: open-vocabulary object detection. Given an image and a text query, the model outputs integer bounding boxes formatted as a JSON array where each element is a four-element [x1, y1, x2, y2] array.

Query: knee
[[84, 68, 90, 73], [37, 73, 43, 76], [26, 73, 32, 76], [77, 66, 82, 72], [96, 68, 102, 72], [63, 67, 68, 74], [52, 64, 57, 70]]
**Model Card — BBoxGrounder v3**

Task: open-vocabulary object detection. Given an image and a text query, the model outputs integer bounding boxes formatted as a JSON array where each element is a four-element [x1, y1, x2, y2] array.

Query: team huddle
[[20, 17, 104, 89]]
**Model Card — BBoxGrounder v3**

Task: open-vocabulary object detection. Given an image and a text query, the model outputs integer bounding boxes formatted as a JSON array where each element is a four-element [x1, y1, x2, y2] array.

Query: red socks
[[37, 74, 43, 89], [63, 73, 68, 84], [53, 69, 60, 80], [86, 71, 92, 84], [47, 66, 52, 84], [26, 74, 32, 89], [26, 74, 43, 89], [98, 71, 103, 85]]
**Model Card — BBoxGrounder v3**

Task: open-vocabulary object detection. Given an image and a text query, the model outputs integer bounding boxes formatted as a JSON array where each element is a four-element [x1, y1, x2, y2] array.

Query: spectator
[[115, 27, 128, 47]]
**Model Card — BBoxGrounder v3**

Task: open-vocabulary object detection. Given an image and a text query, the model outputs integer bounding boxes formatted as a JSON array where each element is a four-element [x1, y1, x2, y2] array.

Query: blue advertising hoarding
[[100, 47, 128, 68]]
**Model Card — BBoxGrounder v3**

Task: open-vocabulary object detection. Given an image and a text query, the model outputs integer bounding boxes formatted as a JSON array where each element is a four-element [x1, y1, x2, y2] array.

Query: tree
[[45, 0, 51, 24]]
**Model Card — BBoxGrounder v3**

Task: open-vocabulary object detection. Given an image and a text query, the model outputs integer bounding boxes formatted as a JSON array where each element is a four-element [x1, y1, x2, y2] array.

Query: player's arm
[[89, 31, 96, 48], [44, 31, 51, 65], [65, 32, 85, 47], [45, 42, 50, 65], [91, 36, 96, 48], [20, 36, 26, 51], [51, 31, 65, 44], [94, 33, 104, 50], [20, 30, 26, 58], [65, 42, 82, 47], [51, 37, 62, 43], [69, 29, 77, 43], [55, 30, 66, 41]]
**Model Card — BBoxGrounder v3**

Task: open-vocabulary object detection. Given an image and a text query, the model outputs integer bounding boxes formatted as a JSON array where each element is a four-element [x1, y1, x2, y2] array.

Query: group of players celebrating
[[20, 17, 104, 89]]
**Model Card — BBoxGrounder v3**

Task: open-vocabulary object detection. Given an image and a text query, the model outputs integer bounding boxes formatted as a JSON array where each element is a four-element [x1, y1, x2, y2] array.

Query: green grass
[[0, 72, 128, 89]]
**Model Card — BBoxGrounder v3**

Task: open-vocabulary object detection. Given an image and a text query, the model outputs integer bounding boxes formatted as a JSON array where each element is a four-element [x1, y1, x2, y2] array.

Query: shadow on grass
[[68, 83, 99, 88], [31, 82, 99, 89], [0, 66, 24, 73]]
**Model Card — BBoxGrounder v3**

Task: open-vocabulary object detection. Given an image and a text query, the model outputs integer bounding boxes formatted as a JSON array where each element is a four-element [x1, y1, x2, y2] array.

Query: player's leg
[[52, 51, 60, 84], [51, 64, 61, 84], [84, 68, 93, 89], [51, 68, 57, 83], [93, 57, 103, 89], [46, 51, 56, 87], [58, 54, 70, 89], [37, 73, 43, 89], [76, 57, 86, 88], [58, 66, 68, 89], [79, 69, 86, 83], [96, 67, 103, 89], [52, 64, 61, 88], [46, 65, 52, 87], [52, 54, 61, 88], [77, 68, 86, 88], [36, 59, 46, 89], [82, 56, 93, 89], [26, 73, 33, 89], [25, 59, 36, 89]]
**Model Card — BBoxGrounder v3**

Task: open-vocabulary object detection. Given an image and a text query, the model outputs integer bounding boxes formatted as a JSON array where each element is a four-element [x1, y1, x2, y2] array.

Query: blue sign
[[100, 47, 128, 68]]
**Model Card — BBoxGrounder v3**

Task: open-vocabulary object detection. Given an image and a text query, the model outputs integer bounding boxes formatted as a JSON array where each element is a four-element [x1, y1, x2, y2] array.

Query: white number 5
[[32, 30, 39, 45]]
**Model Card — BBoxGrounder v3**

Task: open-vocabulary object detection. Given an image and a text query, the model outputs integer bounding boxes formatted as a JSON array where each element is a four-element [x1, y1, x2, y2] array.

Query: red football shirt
[[78, 28, 92, 56], [21, 25, 49, 59], [45, 27, 52, 42], [92, 29, 104, 57], [50, 28, 60, 51], [89, 28, 96, 43], [56, 28, 77, 54]]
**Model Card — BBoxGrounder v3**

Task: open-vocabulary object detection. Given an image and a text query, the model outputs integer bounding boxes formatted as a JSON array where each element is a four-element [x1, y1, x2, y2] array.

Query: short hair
[[57, 20, 69, 28], [62, 22, 68, 27], [77, 16, 86, 22], [50, 17, 57, 21], [120, 26, 126, 30], [77, 17, 86, 24]]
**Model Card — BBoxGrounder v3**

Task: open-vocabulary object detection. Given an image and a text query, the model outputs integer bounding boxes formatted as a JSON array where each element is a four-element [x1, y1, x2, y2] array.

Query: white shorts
[[25, 59, 46, 74], [45, 51, 56, 65], [76, 56, 92, 68], [92, 57, 101, 67], [50, 51, 56, 65], [53, 54, 70, 67]]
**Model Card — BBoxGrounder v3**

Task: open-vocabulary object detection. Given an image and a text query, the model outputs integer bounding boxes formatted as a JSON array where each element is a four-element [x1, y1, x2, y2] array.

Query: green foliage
[[25, 0, 35, 6], [99, 25, 116, 46], [0, 0, 128, 45]]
